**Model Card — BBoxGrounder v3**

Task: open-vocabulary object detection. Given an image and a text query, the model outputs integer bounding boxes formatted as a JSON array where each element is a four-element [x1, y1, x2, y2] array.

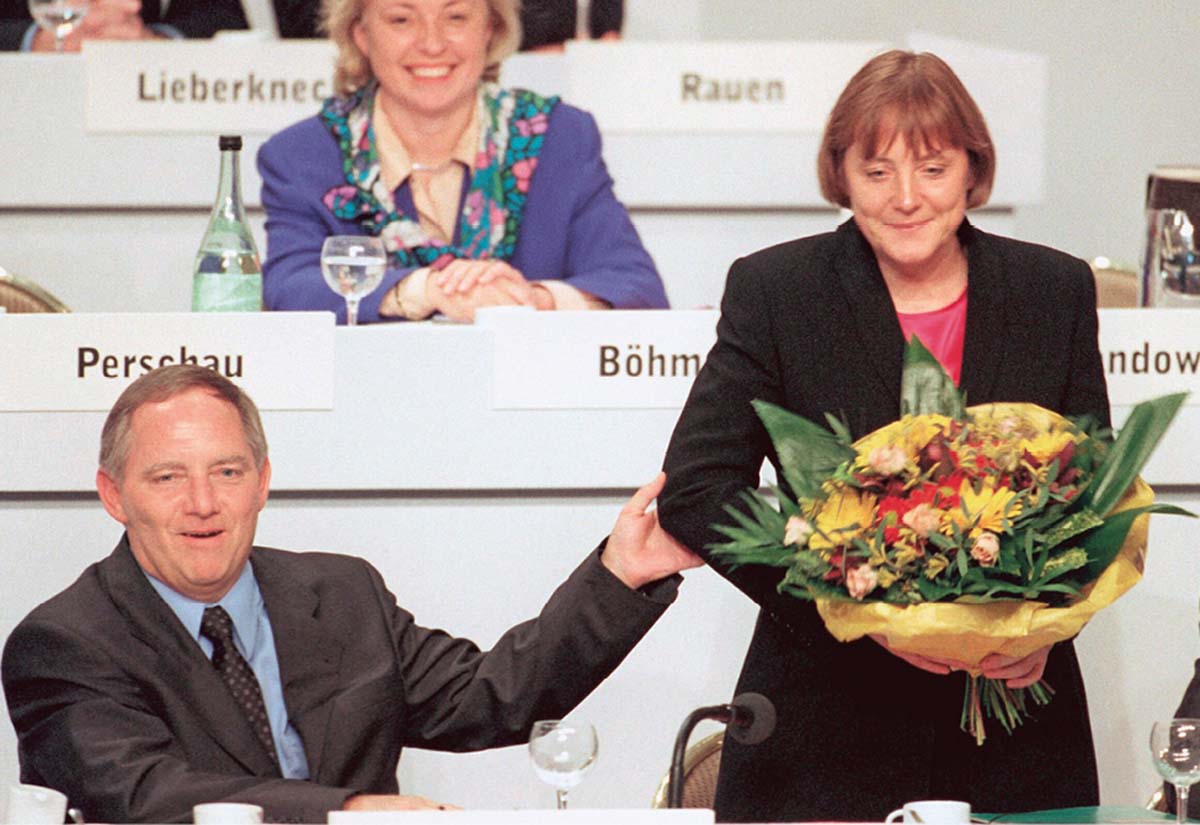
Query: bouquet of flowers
[[710, 338, 1191, 743]]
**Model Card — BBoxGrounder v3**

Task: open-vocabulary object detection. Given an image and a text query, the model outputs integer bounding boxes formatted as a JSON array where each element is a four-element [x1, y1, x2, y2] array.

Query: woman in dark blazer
[[659, 50, 1109, 823]]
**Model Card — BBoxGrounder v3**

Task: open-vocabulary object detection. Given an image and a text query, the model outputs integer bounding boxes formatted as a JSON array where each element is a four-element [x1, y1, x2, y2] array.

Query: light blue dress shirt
[[145, 565, 310, 780]]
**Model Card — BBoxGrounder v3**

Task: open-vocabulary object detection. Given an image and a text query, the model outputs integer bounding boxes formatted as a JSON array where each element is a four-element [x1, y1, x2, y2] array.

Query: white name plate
[[478, 308, 717, 410], [1100, 309, 1200, 404], [329, 809, 713, 824], [84, 40, 336, 134], [479, 308, 1200, 412], [565, 40, 887, 134], [0, 312, 334, 411]]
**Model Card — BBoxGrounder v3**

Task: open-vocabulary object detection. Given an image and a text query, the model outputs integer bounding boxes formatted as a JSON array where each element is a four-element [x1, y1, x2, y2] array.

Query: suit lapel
[[957, 223, 1006, 405], [251, 550, 345, 782], [832, 220, 906, 412], [99, 538, 281, 777]]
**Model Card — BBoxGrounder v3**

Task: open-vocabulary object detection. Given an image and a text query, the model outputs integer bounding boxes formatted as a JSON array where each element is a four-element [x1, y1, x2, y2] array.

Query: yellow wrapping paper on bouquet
[[816, 476, 1152, 672]]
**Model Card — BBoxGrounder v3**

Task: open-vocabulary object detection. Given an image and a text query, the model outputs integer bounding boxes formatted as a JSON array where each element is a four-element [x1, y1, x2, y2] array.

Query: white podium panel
[[1, 311, 1199, 813], [3, 310, 1200, 493]]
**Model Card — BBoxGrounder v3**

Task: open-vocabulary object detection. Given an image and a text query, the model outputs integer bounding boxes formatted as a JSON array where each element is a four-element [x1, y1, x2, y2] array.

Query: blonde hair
[[817, 50, 996, 210], [323, 0, 523, 96]]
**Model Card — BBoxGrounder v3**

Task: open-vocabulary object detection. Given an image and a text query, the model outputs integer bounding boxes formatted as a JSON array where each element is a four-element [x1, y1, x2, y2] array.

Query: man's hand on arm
[[601, 473, 703, 590]]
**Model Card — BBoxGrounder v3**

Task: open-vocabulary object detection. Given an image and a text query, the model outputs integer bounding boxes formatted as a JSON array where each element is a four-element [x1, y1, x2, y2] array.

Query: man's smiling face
[[96, 387, 270, 603]]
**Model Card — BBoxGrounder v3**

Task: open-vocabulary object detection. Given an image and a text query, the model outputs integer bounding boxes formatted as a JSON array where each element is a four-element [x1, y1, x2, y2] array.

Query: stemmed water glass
[[528, 719, 597, 810], [320, 236, 386, 326], [1151, 718, 1200, 824], [27, 0, 89, 52]]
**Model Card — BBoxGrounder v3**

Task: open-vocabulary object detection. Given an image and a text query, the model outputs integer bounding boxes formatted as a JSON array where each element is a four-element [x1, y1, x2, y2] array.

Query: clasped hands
[[869, 633, 1052, 689], [424, 260, 554, 322]]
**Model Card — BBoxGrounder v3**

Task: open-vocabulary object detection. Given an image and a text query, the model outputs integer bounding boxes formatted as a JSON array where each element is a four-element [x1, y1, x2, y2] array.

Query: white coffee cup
[[5, 784, 68, 825], [885, 800, 971, 824], [193, 802, 265, 824]]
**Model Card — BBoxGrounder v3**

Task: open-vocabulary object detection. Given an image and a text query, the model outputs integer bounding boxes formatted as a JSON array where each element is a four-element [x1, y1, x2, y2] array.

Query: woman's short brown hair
[[817, 49, 996, 210], [323, 0, 523, 97]]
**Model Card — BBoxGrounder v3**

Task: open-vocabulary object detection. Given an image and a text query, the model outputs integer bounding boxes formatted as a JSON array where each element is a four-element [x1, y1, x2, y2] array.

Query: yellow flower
[[1021, 429, 1078, 464], [924, 553, 950, 579], [809, 489, 878, 550], [853, 415, 951, 470], [948, 479, 1022, 538], [890, 546, 924, 569]]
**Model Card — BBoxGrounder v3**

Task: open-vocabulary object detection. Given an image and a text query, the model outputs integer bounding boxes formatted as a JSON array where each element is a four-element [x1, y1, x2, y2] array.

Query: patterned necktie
[[200, 605, 279, 765]]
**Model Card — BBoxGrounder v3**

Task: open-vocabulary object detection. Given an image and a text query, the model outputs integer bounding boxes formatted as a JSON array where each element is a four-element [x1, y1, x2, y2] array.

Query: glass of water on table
[[320, 236, 386, 326], [528, 719, 597, 810], [27, 0, 89, 51], [1151, 718, 1200, 824]]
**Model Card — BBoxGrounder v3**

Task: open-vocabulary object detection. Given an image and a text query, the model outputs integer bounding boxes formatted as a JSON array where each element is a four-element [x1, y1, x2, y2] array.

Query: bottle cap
[[219, 135, 243, 151]]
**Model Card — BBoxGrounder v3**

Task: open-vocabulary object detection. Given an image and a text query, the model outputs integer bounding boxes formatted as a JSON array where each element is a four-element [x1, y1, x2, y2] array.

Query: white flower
[[784, 516, 813, 548], [868, 444, 908, 476], [971, 532, 1000, 567], [901, 503, 942, 538], [846, 564, 879, 600]]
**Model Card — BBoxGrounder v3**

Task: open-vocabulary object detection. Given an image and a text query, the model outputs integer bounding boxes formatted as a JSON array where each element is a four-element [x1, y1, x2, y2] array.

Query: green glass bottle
[[191, 135, 263, 312]]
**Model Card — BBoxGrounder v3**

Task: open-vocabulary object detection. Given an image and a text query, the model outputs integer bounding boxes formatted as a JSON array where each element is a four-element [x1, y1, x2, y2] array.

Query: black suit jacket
[[660, 218, 1109, 822], [2, 537, 674, 824]]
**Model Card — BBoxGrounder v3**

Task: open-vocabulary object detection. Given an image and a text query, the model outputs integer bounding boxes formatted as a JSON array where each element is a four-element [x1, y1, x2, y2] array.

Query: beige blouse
[[373, 97, 605, 319]]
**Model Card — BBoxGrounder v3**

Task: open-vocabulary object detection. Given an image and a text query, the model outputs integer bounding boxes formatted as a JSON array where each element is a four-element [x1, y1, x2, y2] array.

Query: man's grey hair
[[99, 365, 268, 480]]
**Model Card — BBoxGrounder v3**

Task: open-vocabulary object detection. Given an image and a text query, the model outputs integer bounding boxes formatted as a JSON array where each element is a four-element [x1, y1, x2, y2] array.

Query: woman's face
[[353, 0, 493, 121], [843, 129, 974, 281]]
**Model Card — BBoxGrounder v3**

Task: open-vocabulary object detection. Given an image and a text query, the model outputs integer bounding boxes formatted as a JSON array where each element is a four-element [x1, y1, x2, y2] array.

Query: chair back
[[651, 731, 723, 809], [0, 270, 70, 313]]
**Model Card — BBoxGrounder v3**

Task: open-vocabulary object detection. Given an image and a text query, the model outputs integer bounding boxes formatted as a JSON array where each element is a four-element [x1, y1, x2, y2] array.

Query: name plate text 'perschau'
[[0, 312, 334, 411]]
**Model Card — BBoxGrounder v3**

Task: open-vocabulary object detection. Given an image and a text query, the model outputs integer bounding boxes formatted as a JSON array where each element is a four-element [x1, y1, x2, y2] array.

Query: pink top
[[896, 289, 968, 385]]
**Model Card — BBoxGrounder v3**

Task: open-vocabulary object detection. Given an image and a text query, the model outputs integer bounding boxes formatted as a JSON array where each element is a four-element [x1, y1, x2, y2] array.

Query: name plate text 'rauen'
[[566, 41, 887, 134], [0, 312, 334, 411]]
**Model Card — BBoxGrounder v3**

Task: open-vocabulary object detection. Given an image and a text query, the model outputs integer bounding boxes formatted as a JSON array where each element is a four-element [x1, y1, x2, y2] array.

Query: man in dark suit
[[2, 364, 698, 824]]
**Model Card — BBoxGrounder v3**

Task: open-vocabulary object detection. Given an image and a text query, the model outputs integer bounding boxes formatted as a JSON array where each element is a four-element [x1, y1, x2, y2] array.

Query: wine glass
[[528, 719, 597, 810], [27, 0, 89, 52], [320, 236, 386, 326], [1151, 718, 1200, 824]]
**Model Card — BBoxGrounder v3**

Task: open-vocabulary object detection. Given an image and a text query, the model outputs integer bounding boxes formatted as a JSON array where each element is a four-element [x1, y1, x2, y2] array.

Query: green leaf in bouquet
[[707, 491, 797, 568], [751, 400, 856, 499], [793, 549, 831, 579], [1033, 547, 1089, 585], [1076, 393, 1188, 516], [916, 574, 959, 602], [1066, 502, 1196, 585], [900, 335, 965, 418], [954, 544, 970, 578], [777, 565, 835, 601], [823, 413, 855, 445], [1041, 509, 1105, 551]]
